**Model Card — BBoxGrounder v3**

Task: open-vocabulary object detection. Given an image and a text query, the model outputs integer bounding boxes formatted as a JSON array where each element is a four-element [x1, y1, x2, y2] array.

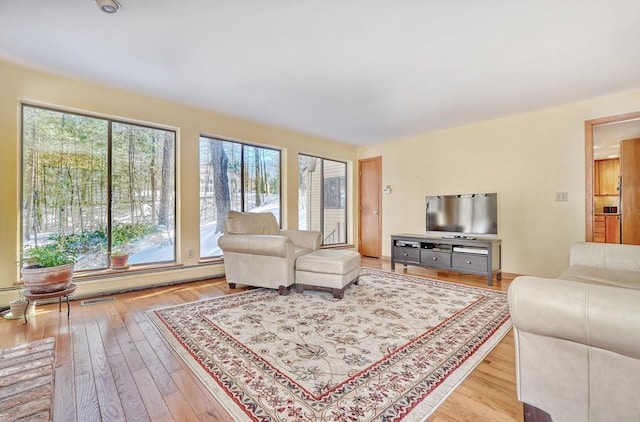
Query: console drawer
[[452, 253, 487, 273], [394, 246, 420, 264], [421, 250, 451, 268]]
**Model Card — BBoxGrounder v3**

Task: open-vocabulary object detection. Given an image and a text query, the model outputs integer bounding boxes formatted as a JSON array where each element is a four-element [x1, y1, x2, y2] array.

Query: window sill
[[72, 259, 223, 282]]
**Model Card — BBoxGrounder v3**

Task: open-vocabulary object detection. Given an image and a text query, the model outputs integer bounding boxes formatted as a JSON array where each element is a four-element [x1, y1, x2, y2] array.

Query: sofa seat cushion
[[559, 265, 640, 290]]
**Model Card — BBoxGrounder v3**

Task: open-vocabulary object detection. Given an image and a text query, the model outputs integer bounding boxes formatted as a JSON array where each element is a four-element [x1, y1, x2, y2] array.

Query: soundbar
[[396, 240, 420, 248]]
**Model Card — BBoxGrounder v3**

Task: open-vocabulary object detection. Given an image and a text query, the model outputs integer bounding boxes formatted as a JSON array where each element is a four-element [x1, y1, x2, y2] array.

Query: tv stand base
[[391, 234, 502, 286]]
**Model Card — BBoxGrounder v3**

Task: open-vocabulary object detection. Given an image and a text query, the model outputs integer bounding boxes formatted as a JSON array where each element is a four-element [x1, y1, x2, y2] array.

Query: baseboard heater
[[80, 297, 115, 306]]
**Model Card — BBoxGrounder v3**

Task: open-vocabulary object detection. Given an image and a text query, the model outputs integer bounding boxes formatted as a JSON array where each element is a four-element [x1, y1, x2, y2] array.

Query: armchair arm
[[280, 229, 322, 251], [508, 276, 640, 360], [218, 234, 294, 258]]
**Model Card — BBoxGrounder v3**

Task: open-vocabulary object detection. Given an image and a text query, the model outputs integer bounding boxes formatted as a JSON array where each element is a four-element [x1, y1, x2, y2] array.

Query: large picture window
[[199, 136, 281, 258], [298, 154, 347, 245], [22, 105, 176, 271]]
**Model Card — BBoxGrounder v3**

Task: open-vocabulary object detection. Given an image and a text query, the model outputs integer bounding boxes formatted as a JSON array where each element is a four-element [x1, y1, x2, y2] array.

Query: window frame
[[298, 153, 348, 246], [199, 135, 283, 259], [20, 103, 178, 273]]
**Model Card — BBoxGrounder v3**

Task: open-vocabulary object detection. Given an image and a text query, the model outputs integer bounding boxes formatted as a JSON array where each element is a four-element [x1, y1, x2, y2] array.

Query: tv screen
[[426, 193, 497, 236]]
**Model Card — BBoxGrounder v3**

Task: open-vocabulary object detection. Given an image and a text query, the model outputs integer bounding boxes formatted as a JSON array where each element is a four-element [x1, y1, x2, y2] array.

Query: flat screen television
[[426, 193, 497, 237]]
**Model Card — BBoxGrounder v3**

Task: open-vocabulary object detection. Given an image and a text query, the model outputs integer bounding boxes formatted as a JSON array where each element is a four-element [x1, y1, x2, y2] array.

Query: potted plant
[[110, 245, 130, 270], [21, 244, 76, 293]]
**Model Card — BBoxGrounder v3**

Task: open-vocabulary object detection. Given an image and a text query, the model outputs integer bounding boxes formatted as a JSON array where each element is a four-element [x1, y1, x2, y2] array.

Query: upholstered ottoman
[[295, 249, 361, 299]]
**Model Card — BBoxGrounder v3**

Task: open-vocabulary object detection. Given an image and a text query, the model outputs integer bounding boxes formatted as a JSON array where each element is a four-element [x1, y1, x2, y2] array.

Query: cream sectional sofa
[[508, 242, 640, 422]]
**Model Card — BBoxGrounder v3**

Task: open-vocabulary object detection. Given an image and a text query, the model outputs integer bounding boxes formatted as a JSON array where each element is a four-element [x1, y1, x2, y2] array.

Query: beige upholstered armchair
[[218, 211, 322, 295]]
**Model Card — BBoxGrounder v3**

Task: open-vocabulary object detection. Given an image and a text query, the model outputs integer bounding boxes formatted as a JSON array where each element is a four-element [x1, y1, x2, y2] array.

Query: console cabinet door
[[452, 253, 488, 273], [421, 250, 451, 268], [393, 247, 420, 264]]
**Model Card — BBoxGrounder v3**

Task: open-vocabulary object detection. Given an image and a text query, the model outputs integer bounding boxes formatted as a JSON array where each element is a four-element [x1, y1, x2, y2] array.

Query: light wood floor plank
[[113, 325, 147, 373], [84, 310, 127, 421], [53, 363, 77, 422], [133, 338, 179, 396], [164, 390, 201, 422], [74, 372, 101, 422], [108, 352, 151, 422], [132, 368, 176, 422], [138, 318, 183, 373]]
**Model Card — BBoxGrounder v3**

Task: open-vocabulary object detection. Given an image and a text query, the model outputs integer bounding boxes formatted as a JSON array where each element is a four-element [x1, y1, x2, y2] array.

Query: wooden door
[[621, 138, 640, 245], [358, 157, 381, 258]]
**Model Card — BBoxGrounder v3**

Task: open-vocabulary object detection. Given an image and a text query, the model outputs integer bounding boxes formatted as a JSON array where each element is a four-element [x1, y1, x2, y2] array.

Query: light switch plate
[[555, 192, 568, 201]]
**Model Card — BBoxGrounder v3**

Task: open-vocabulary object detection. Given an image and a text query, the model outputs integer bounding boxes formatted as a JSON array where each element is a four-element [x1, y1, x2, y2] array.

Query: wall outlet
[[187, 249, 193, 258], [555, 192, 568, 201]]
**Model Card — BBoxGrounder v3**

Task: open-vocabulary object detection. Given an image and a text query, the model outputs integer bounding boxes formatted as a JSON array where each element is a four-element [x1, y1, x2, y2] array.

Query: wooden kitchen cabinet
[[605, 215, 621, 244], [594, 214, 621, 243], [594, 215, 605, 243], [594, 158, 620, 196]]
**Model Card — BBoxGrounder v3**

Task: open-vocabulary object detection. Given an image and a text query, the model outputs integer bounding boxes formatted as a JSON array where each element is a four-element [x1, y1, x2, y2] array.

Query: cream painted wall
[[358, 90, 640, 278], [0, 59, 357, 305], [2, 58, 638, 302]]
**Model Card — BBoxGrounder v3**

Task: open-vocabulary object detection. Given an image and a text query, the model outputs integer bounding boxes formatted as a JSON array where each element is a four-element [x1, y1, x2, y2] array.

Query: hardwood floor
[[0, 258, 523, 422]]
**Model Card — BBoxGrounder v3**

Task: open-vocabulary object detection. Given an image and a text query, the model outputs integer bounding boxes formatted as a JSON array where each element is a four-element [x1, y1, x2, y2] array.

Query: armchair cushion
[[218, 235, 294, 258], [224, 210, 280, 235]]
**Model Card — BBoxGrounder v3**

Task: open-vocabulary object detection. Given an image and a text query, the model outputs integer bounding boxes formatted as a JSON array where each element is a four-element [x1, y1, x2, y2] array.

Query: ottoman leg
[[278, 285, 290, 296], [295, 284, 304, 294], [332, 288, 344, 299]]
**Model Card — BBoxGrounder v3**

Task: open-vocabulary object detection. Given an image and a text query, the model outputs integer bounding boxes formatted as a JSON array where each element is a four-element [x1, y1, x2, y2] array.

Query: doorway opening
[[585, 111, 640, 243]]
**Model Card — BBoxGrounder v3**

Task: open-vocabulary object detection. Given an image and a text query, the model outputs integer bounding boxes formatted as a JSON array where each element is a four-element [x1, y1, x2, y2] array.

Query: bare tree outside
[[210, 139, 230, 234]]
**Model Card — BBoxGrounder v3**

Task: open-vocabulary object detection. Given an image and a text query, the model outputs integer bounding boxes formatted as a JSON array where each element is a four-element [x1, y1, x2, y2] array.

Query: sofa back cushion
[[224, 211, 280, 235], [569, 242, 640, 272]]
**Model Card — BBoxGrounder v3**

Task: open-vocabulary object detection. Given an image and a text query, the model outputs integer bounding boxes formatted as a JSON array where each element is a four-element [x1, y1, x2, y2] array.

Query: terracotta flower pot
[[110, 254, 130, 269], [22, 263, 74, 294]]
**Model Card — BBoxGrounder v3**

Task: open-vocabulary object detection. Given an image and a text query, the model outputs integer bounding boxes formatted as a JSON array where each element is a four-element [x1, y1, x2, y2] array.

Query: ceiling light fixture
[[96, 0, 121, 14]]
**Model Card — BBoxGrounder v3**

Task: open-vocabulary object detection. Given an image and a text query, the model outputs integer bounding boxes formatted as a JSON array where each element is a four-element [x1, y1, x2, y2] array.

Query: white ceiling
[[0, 0, 639, 146]]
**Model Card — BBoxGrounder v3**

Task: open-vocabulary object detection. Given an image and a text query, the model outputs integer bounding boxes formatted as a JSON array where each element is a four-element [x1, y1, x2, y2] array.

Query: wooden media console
[[391, 234, 502, 285]]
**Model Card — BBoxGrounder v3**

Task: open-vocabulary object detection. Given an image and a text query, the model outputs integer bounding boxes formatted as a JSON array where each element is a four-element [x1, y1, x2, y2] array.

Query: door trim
[[585, 111, 640, 241], [358, 156, 382, 258]]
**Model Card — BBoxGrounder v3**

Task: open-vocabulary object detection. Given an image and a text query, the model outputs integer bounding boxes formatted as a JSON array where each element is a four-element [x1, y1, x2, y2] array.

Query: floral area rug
[[147, 267, 511, 421]]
